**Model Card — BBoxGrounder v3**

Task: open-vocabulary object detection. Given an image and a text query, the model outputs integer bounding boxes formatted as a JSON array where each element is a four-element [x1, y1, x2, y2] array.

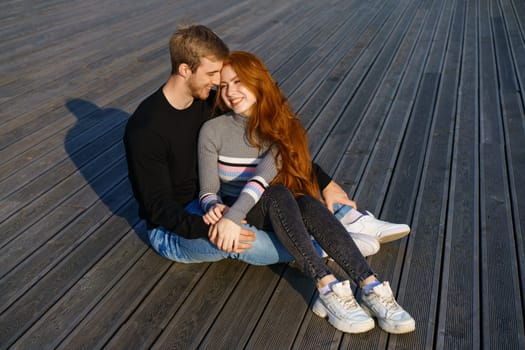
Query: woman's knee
[[296, 195, 322, 212], [265, 184, 294, 201]]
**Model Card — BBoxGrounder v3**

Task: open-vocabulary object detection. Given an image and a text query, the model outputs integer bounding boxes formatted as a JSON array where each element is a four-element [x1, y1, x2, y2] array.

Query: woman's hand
[[208, 217, 242, 252], [203, 203, 228, 225]]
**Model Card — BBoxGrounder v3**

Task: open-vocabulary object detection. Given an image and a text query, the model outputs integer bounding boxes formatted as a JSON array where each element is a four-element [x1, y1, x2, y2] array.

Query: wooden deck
[[1, 0, 524, 348]]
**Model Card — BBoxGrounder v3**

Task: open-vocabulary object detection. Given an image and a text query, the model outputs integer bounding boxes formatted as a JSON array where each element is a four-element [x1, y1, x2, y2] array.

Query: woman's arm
[[222, 147, 278, 224], [198, 120, 224, 213]]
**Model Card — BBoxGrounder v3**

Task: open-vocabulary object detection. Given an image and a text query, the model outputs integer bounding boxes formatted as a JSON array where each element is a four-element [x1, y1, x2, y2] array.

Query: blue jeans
[[148, 223, 295, 265], [147, 199, 325, 265], [147, 196, 353, 266]]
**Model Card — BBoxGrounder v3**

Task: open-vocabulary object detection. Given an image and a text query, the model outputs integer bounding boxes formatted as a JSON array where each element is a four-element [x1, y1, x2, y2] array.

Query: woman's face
[[220, 65, 257, 117]]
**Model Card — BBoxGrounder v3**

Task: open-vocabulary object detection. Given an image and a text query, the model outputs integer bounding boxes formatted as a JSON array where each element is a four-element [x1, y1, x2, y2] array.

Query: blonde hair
[[169, 24, 229, 74]]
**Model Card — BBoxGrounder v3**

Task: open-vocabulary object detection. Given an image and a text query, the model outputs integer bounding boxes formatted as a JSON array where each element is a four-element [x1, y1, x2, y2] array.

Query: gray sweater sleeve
[[198, 119, 223, 212], [223, 147, 279, 224]]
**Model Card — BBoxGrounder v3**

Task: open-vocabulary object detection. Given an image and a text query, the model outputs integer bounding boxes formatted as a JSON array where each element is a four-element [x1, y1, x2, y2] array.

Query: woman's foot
[[312, 280, 375, 333], [360, 281, 416, 334]]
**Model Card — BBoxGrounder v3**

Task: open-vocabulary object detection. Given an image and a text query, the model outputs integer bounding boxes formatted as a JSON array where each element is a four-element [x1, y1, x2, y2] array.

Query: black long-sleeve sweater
[[123, 86, 332, 239]]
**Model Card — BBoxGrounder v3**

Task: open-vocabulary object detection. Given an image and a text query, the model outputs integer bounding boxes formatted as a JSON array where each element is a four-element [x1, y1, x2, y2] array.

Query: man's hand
[[322, 180, 357, 213], [208, 217, 241, 252], [209, 225, 256, 253]]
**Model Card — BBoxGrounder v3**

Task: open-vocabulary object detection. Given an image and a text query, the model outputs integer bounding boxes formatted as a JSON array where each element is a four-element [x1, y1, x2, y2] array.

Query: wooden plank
[[149, 261, 249, 349], [0, 65, 165, 171], [0, 158, 128, 277], [354, 0, 452, 348], [0, 1, 171, 119], [498, 0, 525, 321], [10, 224, 148, 349], [277, 0, 371, 96], [198, 264, 287, 349], [104, 262, 212, 349], [0, 197, 138, 346], [0, 181, 135, 313], [313, 0, 421, 177], [332, 0, 430, 204], [436, 0, 481, 349], [0, 150, 127, 251], [348, 0, 445, 214], [478, 0, 525, 347], [392, 1, 465, 348], [502, 0, 525, 92], [257, 1, 358, 74], [244, 266, 315, 349], [0, 129, 124, 223], [55, 249, 171, 349], [0, 0, 243, 127], [294, 1, 400, 131], [0, 114, 125, 201]]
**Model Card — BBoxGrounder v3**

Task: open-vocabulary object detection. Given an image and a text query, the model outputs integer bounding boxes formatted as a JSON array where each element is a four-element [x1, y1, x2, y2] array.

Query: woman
[[198, 51, 415, 334]]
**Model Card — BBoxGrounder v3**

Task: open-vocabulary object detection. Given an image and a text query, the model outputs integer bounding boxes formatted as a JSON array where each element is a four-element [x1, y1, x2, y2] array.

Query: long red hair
[[216, 51, 320, 198]]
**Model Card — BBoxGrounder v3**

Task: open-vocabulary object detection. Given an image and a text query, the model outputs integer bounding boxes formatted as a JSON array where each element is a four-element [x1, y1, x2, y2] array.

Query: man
[[123, 24, 409, 265]]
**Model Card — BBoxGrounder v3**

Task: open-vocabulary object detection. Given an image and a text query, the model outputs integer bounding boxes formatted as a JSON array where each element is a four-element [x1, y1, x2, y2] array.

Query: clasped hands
[[203, 203, 255, 253]]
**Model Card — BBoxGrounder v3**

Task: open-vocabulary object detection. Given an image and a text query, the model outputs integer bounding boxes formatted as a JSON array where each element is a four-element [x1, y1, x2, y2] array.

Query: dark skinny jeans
[[246, 185, 375, 284]]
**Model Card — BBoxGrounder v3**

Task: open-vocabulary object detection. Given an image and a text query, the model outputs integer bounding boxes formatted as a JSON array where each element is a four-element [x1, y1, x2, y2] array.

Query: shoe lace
[[336, 293, 359, 310], [378, 294, 400, 313]]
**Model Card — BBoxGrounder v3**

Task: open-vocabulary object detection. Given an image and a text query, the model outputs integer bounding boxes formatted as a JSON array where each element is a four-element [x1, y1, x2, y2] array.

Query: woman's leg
[[247, 185, 333, 282], [296, 195, 376, 284], [296, 195, 416, 334], [247, 185, 374, 333]]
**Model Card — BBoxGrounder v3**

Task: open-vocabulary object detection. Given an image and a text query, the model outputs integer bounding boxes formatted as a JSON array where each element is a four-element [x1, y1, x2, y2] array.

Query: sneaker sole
[[360, 303, 415, 334], [312, 301, 375, 334], [377, 318, 415, 334], [377, 229, 410, 244]]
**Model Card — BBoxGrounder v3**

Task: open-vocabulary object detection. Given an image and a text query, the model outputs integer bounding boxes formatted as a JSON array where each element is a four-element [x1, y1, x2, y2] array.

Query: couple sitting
[[124, 25, 415, 334]]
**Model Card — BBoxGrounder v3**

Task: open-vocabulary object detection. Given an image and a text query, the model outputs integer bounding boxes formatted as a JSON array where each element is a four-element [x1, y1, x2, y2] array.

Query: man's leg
[[147, 224, 298, 265], [148, 226, 230, 263], [234, 223, 295, 265], [147, 199, 298, 265]]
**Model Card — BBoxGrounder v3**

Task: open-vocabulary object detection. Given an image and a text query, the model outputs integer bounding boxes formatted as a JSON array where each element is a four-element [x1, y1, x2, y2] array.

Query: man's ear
[[178, 63, 192, 79]]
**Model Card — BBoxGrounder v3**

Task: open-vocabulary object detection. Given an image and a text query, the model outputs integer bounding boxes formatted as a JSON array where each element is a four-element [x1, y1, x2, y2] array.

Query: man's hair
[[169, 24, 229, 74]]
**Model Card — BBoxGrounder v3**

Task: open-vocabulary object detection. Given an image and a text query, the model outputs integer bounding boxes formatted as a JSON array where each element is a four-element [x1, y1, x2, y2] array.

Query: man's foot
[[312, 280, 375, 334], [313, 233, 379, 259], [343, 211, 410, 244], [349, 232, 380, 257], [360, 281, 415, 334]]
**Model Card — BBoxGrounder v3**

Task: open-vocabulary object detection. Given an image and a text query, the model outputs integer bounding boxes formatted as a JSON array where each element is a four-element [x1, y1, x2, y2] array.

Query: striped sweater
[[198, 112, 278, 225]]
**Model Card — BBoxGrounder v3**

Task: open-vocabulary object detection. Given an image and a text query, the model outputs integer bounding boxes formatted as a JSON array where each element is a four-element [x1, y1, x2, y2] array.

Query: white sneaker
[[313, 233, 379, 258], [349, 232, 380, 257], [360, 281, 415, 334], [343, 211, 410, 244], [312, 280, 375, 334]]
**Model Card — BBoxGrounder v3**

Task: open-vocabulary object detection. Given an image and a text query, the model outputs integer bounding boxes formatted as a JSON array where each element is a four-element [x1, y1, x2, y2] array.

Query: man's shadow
[[64, 98, 149, 244]]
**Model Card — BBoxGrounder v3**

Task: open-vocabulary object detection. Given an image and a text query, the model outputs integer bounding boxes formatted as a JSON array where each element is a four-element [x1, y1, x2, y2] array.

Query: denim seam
[[267, 194, 330, 281]]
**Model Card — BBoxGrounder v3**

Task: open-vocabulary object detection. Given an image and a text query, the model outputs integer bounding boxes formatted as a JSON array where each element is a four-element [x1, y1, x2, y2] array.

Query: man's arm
[[322, 180, 357, 213], [313, 163, 357, 213], [124, 127, 209, 238]]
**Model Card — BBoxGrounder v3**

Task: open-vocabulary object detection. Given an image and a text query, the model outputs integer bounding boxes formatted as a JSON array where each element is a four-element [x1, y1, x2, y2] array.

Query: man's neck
[[162, 75, 194, 110]]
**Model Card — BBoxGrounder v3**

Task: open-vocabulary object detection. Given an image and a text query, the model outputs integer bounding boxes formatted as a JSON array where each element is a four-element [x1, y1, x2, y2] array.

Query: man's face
[[187, 57, 223, 100]]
